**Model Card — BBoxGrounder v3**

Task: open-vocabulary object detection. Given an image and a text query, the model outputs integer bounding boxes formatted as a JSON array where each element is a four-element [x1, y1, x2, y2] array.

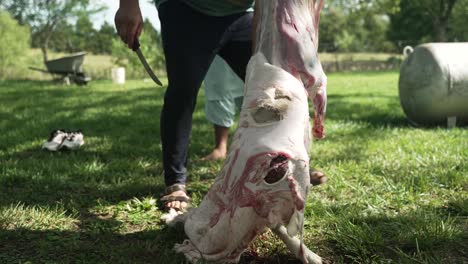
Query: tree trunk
[[40, 20, 59, 63], [41, 44, 48, 63], [434, 19, 448, 42], [433, 0, 457, 42]]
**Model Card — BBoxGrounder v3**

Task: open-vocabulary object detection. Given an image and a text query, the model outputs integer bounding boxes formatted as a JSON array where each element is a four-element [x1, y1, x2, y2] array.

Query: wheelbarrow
[[29, 52, 91, 85]]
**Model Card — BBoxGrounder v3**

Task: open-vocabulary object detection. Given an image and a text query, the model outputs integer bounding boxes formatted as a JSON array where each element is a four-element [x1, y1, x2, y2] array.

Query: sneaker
[[42, 129, 67, 151], [42, 129, 85, 151], [61, 130, 84, 150]]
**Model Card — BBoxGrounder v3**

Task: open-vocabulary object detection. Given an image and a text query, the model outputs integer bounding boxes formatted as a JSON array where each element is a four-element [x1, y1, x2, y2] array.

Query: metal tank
[[399, 42, 468, 127]]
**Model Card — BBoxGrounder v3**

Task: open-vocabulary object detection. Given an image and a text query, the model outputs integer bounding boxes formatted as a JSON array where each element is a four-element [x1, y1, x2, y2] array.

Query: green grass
[[0, 72, 466, 263]]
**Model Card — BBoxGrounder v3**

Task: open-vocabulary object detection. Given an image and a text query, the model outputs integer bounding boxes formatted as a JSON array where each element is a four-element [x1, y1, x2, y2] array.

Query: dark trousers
[[158, 0, 253, 187]]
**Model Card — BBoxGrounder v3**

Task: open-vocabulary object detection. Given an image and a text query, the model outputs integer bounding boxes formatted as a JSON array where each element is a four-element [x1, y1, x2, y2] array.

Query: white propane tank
[[399, 42, 468, 127]]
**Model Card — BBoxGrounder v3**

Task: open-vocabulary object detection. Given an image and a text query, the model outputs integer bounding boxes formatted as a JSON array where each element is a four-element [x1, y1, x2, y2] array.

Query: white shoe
[[42, 129, 84, 151], [42, 129, 67, 151], [61, 131, 84, 150]]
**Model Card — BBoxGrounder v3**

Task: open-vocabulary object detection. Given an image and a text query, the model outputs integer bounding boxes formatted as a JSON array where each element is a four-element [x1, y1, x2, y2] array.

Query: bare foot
[[202, 148, 226, 161], [310, 170, 327, 186], [162, 190, 190, 211]]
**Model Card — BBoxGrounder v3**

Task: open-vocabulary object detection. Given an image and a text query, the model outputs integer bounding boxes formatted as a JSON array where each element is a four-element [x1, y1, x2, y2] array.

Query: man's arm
[[115, 0, 144, 49]]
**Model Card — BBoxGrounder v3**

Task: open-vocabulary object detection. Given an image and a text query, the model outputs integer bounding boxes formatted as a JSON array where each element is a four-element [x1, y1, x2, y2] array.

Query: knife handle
[[132, 37, 140, 52]]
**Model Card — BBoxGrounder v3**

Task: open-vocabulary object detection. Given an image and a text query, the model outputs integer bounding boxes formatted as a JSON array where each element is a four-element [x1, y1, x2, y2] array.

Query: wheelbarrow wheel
[[73, 72, 91, 86]]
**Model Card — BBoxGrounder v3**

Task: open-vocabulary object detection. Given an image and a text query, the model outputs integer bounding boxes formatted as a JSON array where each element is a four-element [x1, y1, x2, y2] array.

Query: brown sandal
[[160, 184, 191, 211]]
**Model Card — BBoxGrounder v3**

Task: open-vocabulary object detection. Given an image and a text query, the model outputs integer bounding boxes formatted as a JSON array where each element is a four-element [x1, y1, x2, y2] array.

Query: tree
[[73, 14, 96, 52], [449, 0, 468, 41], [319, 6, 347, 51], [388, 1, 432, 48], [95, 22, 117, 54], [425, 0, 457, 41], [37, 18, 116, 55], [320, 1, 395, 52], [0, 0, 105, 62], [46, 21, 75, 53], [388, 0, 468, 48], [0, 11, 30, 79]]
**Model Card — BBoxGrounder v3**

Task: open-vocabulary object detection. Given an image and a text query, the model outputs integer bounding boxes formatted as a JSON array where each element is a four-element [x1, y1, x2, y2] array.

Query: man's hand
[[114, 0, 143, 49]]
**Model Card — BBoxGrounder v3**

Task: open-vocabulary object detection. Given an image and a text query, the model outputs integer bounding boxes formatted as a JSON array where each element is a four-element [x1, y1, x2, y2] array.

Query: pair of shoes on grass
[[42, 129, 84, 151]]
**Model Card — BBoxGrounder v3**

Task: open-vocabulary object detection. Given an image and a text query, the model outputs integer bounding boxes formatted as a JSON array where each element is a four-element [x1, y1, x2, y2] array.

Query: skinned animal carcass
[[164, 1, 327, 263]]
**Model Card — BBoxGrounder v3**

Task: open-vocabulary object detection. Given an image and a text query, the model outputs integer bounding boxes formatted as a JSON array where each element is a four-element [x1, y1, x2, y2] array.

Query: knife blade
[[132, 38, 163, 86]]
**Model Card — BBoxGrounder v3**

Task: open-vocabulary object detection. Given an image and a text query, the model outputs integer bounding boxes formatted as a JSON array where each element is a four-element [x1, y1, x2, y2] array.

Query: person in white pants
[[202, 55, 244, 161]]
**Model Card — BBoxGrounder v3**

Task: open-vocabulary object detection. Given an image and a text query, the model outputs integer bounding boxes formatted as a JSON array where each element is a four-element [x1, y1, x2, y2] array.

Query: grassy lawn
[[0, 72, 466, 263]]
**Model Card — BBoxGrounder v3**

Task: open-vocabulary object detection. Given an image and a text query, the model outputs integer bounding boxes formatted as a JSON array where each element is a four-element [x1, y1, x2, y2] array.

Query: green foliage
[[0, 0, 105, 61], [320, 4, 395, 52], [0, 11, 30, 79], [95, 22, 117, 55], [46, 22, 75, 52], [450, 0, 468, 41], [73, 15, 97, 51], [335, 30, 356, 52], [319, 7, 347, 51], [111, 19, 165, 78], [388, 0, 468, 49], [388, 0, 433, 49], [43, 19, 116, 55], [321, 0, 468, 52]]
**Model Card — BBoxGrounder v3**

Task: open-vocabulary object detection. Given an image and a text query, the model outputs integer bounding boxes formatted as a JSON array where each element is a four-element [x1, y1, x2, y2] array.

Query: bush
[[0, 11, 30, 80]]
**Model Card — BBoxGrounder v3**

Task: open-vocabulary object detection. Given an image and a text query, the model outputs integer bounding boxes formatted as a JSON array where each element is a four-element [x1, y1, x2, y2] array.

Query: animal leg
[[174, 239, 202, 263], [273, 225, 322, 264], [161, 208, 190, 226]]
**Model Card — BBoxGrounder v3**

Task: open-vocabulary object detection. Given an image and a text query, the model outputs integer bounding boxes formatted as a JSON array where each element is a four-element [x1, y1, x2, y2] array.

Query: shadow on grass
[[325, 93, 410, 128], [0, 80, 232, 261], [0, 226, 188, 263], [2, 200, 465, 263], [0, 80, 210, 262], [0, 81, 167, 206], [0, 226, 306, 263]]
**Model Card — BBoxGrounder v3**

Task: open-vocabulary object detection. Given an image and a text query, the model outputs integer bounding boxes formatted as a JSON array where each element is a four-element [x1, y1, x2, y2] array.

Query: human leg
[[158, 1, 248, 209], [202, 97, 238, 160], [202, 56, 243, 161], [202, 125, 230, 161]]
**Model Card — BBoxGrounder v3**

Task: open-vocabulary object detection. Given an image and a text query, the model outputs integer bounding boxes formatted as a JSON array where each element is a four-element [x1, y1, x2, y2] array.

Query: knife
[[132, 38, 163, 86]]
